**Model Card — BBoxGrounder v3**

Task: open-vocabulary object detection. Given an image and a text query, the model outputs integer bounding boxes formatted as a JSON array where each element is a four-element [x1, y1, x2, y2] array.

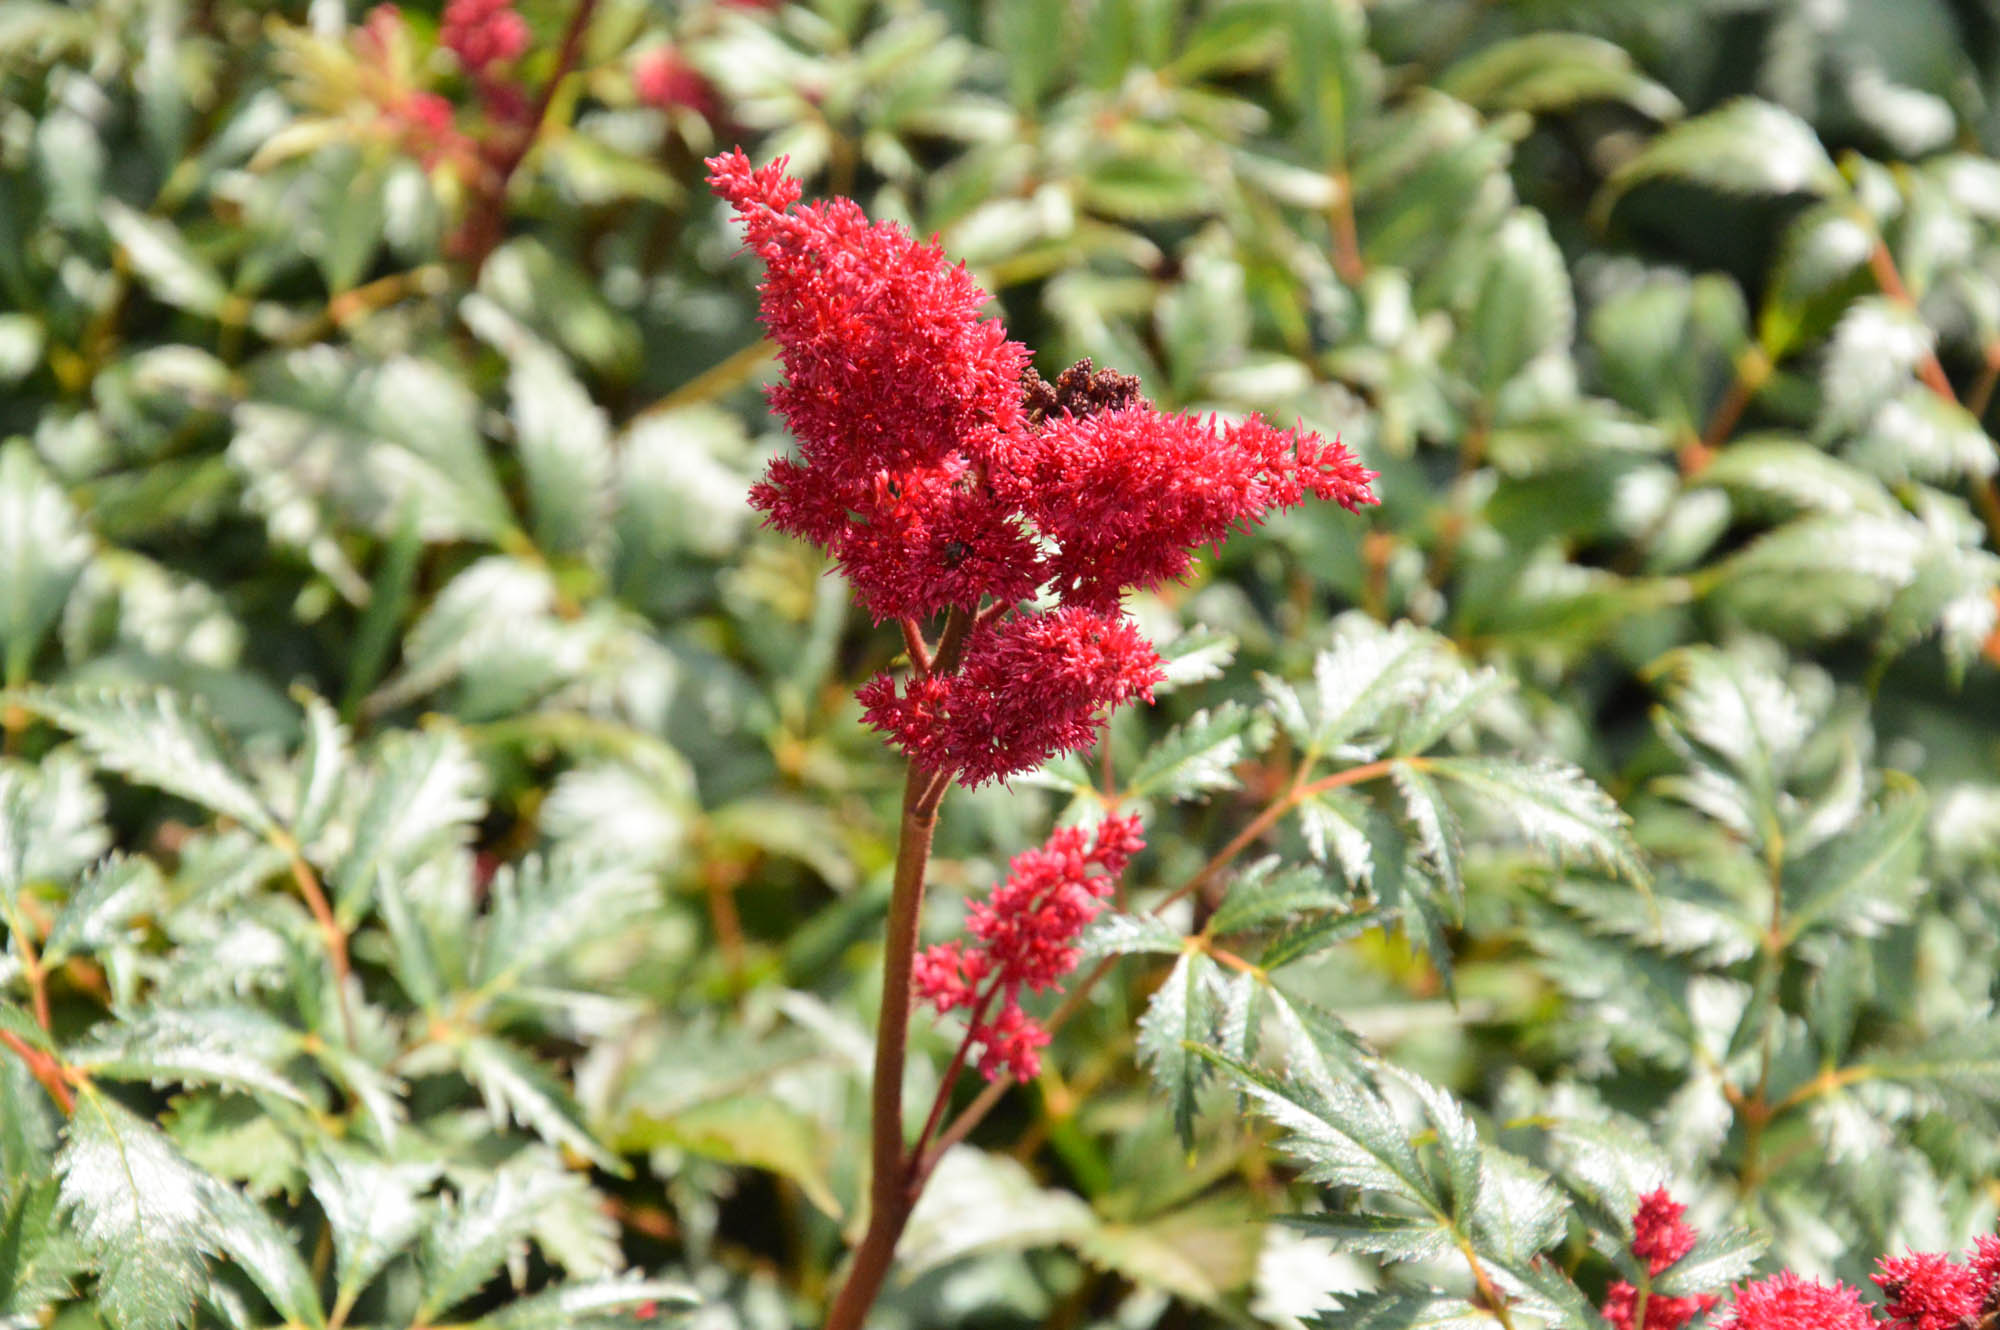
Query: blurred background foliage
[[6, 0, 2000, 1327]]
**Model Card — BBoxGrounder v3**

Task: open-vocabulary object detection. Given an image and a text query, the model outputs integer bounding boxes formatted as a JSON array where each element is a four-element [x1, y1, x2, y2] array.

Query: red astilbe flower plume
[[858, 608, 1164, 786], [708, 149, 1375, 785], [707, 148, 1037, 621], [1600, 1189, 1720, 1330], [913, 814, 1145, 1080], [1717, 1273, 1881, 1330]]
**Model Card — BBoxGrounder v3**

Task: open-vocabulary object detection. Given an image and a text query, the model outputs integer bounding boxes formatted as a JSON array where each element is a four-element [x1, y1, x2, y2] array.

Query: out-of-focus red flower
[[634, 46, 714, 116], [913, 814, 1144, 1080], [441, 0, 528, 72]]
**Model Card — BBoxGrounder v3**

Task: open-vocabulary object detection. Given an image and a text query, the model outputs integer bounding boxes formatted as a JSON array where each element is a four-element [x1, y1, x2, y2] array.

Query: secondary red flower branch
[[706, 147, 1374, 1330]]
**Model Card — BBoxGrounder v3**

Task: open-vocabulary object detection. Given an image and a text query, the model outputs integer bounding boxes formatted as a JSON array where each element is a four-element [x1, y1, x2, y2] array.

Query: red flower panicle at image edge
[[1600, 1189, 1718, 1330], [1872, 1237, 2000, 1330], [913, 814, 1146, 1081]]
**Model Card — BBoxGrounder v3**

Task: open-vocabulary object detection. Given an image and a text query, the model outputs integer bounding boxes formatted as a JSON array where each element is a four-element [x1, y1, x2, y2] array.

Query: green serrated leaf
[[1080, 912, 1187, 958], [1123, 702, 1264, 802], [1781, 771, 1926, 943], [459, 1036, 623, 1174], [1598, 98, 1839, 221], [1260, 907, 1394, 971], [8, 687, 272, 834], [56, 1093, 217, 1330], [306, 1146, 437, 1308], [68, 1007, 308, 1105], [1652, 1226, 1766, 1298], [1425, 757, 1644, 883], [1438, 32, 1680, 119], [418, 1164, 608, 1320], [463, 298, 615, 566], [332, 727, 484, 925], [1137, 952, 1216, 1147]]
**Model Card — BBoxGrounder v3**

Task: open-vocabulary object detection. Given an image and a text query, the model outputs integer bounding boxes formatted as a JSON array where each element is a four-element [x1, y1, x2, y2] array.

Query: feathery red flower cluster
[[440, 0, 528, 73], [706, 148, 1375, 786], [1602, 1190, 2000, 1330], [1601, 1190, 1719, 1330], [439, 0, 531, 127], [1872, 1238, 2000, 1330], [912, 814, 1145, 1081]]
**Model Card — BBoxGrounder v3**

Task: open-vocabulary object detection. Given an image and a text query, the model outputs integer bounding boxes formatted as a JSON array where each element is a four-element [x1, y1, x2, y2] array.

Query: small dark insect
[[942, 540, 973, 567]]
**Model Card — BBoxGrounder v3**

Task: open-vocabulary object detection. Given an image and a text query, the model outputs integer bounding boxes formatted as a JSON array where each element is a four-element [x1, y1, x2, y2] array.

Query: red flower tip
[[1599, 1190, 1716, 1330], [1717, 1273, 1880, 1330], [441, 0, 528, 71], [635, 47, 714, 115], [1631, 1189, 1701, 1277]]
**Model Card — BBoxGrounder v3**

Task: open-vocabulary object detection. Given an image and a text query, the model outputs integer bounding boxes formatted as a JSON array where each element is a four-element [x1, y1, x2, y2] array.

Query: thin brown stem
[[1327, 171, 1366, 287], [14, 923, 51, 1032], [280, 839, 357, 1046], [1866, 238, 2000, 549], [0, 1028, 74, 1114], [909, 987, 998, 1171], [1458, 1238, 1519, 1330], [457, 0, 600, 280]]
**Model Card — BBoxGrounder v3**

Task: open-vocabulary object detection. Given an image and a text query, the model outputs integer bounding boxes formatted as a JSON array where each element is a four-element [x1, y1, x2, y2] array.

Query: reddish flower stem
[[823, 607, 974, 1330], [908, 985, 1000, 1170], [456, 0, 599, 280], [0, 1028, 74, 1114]]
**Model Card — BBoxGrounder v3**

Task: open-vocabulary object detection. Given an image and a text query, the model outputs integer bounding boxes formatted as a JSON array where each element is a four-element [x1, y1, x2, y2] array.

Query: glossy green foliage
[[5, 1, 2000, 1328]]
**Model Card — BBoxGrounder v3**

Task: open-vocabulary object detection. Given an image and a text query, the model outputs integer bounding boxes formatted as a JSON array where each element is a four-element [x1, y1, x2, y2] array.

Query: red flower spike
[[1717, 1273, 1881, 1330], [1874, 1251, 1981, 1330], [1599, 1190, 1718, 1330], [860, 608, 1164, 786], [1631, 1189, 1702, 1277], [707, 149, 1036, 606], [1602, 1283, 1719, 1330], [913, 815, 1144, 1081]]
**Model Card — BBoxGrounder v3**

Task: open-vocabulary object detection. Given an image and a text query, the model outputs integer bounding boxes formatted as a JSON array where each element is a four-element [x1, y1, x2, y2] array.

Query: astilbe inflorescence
[[912, 814, 1145, 1080], [1601, 1190, 1719, 1330], [705, 148, 1376, 789], [1602, 1191, 2000, 1330]]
